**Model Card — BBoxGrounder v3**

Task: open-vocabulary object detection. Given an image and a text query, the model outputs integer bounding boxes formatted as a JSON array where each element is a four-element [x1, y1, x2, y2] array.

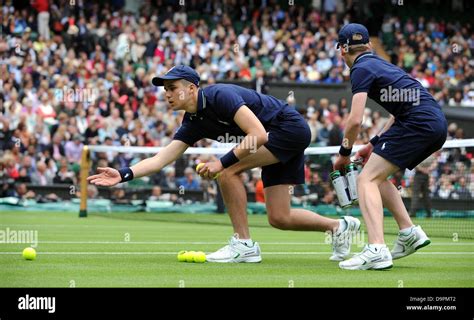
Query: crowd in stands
[[0, 1, 473, 206], [380, 15, 474, 107]]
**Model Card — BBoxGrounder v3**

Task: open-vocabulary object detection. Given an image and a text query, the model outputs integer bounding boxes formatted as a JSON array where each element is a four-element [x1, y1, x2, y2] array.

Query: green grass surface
[[1, 211, 473, 287]]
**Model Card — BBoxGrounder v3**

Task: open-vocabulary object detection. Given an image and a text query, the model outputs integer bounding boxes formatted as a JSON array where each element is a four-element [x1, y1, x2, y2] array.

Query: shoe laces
[[218, 234, 240, 254], [213, 235, 237, 255], [353, 245, 370, 258]]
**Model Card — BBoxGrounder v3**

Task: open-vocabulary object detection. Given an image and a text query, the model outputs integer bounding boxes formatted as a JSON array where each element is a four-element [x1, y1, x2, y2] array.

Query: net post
[[79, 145, 90, 217]]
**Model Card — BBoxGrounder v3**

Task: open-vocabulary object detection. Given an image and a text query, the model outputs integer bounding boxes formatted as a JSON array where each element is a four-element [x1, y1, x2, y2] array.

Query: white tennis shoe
[[391, 225, 431, 260], [339, 244, 393, 270], [206, 234, 262, 263], [330, 216, 361, 261]]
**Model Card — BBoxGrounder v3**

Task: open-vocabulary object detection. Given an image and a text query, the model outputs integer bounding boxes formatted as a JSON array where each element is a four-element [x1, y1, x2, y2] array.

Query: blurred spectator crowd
[[380, 15, 474, 107], [0, 0, 473, 205]]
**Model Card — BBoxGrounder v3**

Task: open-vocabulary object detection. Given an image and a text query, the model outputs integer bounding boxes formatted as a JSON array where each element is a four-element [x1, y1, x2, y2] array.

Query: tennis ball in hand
[[22, 247, 36, 260], [185, 251, 196, 263], [177, 250, 187, 262], [193, 251, 206, 263], [196, 163, 220, 179]]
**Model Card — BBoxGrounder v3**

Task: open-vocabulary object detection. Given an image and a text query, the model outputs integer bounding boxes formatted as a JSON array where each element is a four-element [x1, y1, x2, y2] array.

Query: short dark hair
[[180, 79, 199, 88], [346, 43, 371, 55]]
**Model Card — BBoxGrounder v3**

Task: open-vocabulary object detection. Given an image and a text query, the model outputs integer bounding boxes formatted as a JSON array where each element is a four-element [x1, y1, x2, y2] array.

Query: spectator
[[111, 188, 130, 204], [410, 154, 438, 217], [328, 115, 343, 146], [317, 117, 331, 146], [31, 0, 50, 40], [252, 69, 269, 94], [308, 173, 326, 204], [53, 158, 76, 185], [177, 167, 200, 191], [307, 112, 322, 144], [48, 134, 66, 162], [64, 134, 84, 164], [31, 161, 54, 186], [452, 177, 472, 200], [148, 186, 177, 202], [437, 178, 453, 199], [13, 183, 36, 200]]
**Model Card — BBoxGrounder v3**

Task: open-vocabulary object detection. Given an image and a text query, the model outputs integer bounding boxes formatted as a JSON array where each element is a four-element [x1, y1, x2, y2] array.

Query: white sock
[[399, 226, 414, 236], [368, 244, 386, 252], [337, 219, 347, 234], [238, 238, 253, 246]]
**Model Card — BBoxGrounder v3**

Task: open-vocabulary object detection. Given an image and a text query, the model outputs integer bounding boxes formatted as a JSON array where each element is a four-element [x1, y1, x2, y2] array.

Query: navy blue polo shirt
[[350, 52, 440, 116], [351, 52, 448, 170], [173, 84, 287, 146]]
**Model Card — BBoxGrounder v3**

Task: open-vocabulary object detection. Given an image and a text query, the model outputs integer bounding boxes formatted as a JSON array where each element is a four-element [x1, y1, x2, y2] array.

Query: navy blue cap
[[336, 23, 370, 49], [152, 65, 200, 87]]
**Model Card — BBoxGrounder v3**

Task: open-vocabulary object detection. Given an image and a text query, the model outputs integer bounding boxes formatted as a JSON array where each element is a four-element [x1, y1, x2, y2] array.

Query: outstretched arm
[[130, 140, 189, 178], [88, 140, 189, 186]]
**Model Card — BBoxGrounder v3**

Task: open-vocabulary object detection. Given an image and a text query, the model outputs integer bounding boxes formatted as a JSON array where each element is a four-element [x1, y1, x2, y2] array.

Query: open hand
[[87, 167, 121, 186]]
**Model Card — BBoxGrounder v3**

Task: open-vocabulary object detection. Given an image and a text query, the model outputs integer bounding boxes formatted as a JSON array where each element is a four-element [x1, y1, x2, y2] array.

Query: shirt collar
[[353, 51, 373, 66], [196, 88, 206, 112]]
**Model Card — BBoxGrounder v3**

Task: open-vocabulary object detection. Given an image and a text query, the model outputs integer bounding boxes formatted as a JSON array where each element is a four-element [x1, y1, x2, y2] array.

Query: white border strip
[[87, 139, 474, 155]]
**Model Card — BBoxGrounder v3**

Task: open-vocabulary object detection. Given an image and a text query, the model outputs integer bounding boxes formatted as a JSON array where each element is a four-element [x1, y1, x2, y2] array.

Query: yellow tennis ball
[[22, 247, 36, 260], [185, 251, 196, 263], [196, 163, 220, 180], [193, 251, 206, 263], [177, 250, 187, 262], [196, 163, 205, 172]]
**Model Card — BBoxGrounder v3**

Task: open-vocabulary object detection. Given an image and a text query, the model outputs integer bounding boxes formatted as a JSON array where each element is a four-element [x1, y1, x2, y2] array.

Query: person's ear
[[341, 44, 349, 55]]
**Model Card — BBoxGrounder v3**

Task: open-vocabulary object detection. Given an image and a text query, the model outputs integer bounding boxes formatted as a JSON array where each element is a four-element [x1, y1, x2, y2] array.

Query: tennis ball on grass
[[177, 250, 187, 262], [22, 247, 36, 260], [185, 251, 196, 263], [193, 251, 206, 263]]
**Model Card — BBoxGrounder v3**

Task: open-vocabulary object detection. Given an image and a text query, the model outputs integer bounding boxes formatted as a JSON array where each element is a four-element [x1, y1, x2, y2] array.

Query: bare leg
[[379, 180, 413, 230], [217, 146, 279, 239], [264, 185, 339, 232], [357, 153, 399, 244]]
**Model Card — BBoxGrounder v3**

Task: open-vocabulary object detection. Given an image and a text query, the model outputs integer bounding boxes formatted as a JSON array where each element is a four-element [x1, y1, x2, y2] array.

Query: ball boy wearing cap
[[333, 23, 447, 270], [89, 65, 361, 263]]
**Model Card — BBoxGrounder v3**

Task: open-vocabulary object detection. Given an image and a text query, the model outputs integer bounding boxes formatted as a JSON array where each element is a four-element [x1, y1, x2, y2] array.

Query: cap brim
[[151, 75, 183, 86]]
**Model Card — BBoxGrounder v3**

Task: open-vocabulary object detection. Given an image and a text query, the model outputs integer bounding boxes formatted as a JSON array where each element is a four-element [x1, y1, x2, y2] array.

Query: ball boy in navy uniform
[[333, 24, 447, 270], [89, 65, 361, 263]]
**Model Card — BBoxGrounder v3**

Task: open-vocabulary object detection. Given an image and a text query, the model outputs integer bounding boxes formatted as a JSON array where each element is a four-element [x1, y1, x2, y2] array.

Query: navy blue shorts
[[262, 107, 311, 188], [373, 108, 447, 170]]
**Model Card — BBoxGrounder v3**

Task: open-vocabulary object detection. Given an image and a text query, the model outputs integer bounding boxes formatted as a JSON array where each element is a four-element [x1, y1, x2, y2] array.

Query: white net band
[[87, 139, 474, 155]]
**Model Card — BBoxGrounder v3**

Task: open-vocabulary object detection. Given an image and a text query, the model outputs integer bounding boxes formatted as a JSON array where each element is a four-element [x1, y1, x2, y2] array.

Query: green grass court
[[1, 211, 473, 287]]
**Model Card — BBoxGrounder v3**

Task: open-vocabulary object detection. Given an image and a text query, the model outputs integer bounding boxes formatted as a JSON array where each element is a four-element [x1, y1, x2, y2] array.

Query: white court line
[[0, 224, 161, 229], [0, 252, 473, 255], [24, 241, 474, 246]]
